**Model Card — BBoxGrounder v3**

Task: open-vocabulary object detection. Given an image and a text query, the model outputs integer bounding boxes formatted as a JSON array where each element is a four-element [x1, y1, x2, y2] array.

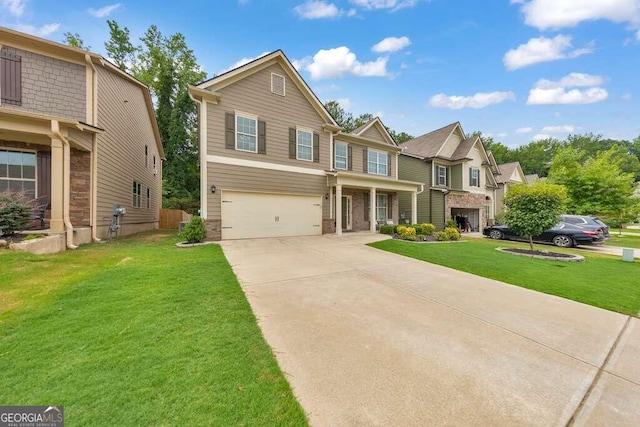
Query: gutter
[[52, 120, 78, 249], [85, 54, 101, 242]]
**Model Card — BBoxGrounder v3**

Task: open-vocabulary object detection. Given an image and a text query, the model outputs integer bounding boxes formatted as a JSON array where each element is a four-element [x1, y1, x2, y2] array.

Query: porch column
[[411, 191, 418, 225], [335, 185, 342, 235], [369, 187, 376, 233], [49, 137, 64, 232]]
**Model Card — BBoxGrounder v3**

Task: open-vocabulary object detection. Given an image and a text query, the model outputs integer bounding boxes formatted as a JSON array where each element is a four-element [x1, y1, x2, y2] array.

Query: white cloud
[[87, 3, 121, 18], [497, 133, 508, 137], [636, 29, 640, 40], [516, 127, 533, 134], [534, 72, 604, 89], [541, 125, 576, 133], [533, 133, 552, 141], [294, 1, 340, 19], [372, 36, 411, 53], [336, 97, 353, 110], [303, 46, 389, 79], [12, 23, 61, 36], [429, 91, 516, 109], [503, 35, 593, 70], [350, 0, 423, 11], [221, 51, 271, 73], [0, 0, 26, 17], [527, 87, 608, 105], [512, 0, 640, 30], [527, 73, 609, 105]]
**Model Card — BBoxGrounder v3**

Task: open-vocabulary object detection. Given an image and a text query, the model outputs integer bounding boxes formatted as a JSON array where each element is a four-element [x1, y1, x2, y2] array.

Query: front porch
[[326, 171, 423, 235]]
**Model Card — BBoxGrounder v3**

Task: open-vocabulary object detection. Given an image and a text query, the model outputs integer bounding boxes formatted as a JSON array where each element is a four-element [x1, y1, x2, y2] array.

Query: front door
[[342, 195, 352, 231]]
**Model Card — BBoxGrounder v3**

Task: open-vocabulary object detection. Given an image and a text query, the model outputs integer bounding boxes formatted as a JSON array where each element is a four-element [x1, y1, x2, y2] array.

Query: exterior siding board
[[95, 65, 161, 235], [339, 140, 396, 179], [360, 126, 387, 144], [207, 64, 330, 170], [431, 190, 445, 229], [451, 164, 463, 190], [398, 155, 430, 224], [0, 46, 85, 120]]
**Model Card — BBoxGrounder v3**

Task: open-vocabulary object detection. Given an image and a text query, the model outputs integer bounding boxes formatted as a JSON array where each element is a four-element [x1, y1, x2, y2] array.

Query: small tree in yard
[[0, 191, 32, 236], [504, 182, 567, 251]]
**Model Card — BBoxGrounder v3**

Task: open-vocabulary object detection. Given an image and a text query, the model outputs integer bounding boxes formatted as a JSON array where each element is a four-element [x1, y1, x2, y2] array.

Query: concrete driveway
[[220, 234, 640, 426]]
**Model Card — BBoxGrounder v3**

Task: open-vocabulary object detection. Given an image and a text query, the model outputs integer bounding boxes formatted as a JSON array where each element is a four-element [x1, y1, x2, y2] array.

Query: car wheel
[[553, 235, 573, 247], [489, 229, 504, 240]]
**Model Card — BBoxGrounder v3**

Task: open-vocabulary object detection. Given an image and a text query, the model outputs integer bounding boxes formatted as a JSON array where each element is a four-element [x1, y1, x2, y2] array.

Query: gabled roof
[[351, 116, 397, 146], [399, 122, 461, 159], [194, 50, 338, 128], [525, 174, 540, 184], [495, 162, 525, 184], [450, 135, 478, 160]]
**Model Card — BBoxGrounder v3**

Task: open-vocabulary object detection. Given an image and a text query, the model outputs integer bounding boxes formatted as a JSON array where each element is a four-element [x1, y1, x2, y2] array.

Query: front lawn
[[369, 238, 640, 316], [605, 234, 640, 249], [0, 231, 307, 426]]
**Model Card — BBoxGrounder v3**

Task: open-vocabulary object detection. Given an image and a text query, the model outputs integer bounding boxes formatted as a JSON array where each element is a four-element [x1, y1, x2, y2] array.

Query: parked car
[[482, 222, 604, 247], [560, 214, 610, 238]]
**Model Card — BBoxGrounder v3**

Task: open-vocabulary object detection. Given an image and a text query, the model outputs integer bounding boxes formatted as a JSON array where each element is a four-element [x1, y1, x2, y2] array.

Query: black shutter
[[387, 153, 391, 176], [348, 146, 353, 171], [469, 167, 472, 186], [1, 51, 22, 105], [258, 120, 266, 154], [364, 192, 370, 221], [225, 113, 235, 149], [289, 128, 296, 159], [363, 148, 368, 173], [37, 151, 51, 198], [387, 194, 392, 219], [313, 133, 320, 163]]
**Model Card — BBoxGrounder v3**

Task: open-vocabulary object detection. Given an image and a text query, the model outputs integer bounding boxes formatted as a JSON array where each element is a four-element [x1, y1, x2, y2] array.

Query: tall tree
[[63, 32, 90, 50], [104, 20, 137, 71]]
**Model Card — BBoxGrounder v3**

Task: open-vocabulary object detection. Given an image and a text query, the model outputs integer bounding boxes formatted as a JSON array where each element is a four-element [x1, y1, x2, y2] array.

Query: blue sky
[[2, 0, 640, 146]]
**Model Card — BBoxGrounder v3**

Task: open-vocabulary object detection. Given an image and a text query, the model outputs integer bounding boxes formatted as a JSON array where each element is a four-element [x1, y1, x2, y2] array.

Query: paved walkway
[[221, 234, 640, 426]]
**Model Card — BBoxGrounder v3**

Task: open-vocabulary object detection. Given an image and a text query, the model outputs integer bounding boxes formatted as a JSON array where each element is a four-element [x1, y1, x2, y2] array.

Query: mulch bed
[[501, 248, 576, 258]]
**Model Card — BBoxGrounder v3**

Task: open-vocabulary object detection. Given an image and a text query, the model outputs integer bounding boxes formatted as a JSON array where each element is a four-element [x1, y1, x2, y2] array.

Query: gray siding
[[451, 164, 463, 190], [0, 46, 86, 121], [207, 63, 330, 170], [398, 155, 431, 224], [207, 162, 328, 219], [95, 65, 161, 232]]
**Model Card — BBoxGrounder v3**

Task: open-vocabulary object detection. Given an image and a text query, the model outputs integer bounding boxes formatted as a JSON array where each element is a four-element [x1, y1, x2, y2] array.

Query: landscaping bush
[[412, 224, 424, 234], [180, 215, 206, 243], [399, 226, 416, 241], [421, 223, 436, 236], [445, 219, 458, 229], [0, 191, 31, 236], [379, 224, 395, 235], [435, 227, 461, 241]]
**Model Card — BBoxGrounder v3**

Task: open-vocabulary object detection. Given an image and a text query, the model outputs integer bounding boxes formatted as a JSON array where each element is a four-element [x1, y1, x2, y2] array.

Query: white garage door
[[221, 191, 323, 239]]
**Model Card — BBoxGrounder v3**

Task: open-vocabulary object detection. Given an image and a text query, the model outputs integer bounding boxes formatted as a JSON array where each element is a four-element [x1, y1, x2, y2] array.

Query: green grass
[[369, 238, 640, 316], [605, 234, 640, 249], [0, 231, 307, 426], [620, 227, 640, 234]]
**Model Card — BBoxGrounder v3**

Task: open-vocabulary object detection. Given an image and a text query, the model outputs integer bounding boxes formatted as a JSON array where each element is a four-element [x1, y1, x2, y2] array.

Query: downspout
[[85, 54, 100, 242], [52, 120, 78, 249], [188, 92, 207, 219]]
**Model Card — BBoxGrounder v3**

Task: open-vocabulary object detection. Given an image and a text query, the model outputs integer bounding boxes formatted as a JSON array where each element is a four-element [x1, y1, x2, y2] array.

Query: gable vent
[[271, 73, 285, 96]]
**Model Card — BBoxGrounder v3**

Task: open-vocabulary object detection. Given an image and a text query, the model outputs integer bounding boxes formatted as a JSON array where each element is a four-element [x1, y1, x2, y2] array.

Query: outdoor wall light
[[211, 185, 216, 194], [325, 193, 329, 200]]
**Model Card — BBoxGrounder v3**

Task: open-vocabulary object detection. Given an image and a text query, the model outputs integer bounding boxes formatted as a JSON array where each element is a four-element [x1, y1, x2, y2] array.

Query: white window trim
[[132, 181, 142, 208], [376, 194, 388, 222], [296, 127, 314, 162], [235, 111, 258, 153], [0, 147, 38, 197], [435, 164, 448, 187], [367, 148, 388, 176], [271, 72, 286, 96], [470, 167, 480, 187], [334, 142, 348, 170]]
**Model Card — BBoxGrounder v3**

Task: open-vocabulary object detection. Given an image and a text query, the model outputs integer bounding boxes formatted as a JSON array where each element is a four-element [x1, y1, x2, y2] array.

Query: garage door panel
[[222, 191, 322, 239]]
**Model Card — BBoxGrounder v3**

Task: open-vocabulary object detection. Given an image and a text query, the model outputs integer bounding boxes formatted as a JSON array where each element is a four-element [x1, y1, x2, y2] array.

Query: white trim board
[[207, 155, 326, 176]]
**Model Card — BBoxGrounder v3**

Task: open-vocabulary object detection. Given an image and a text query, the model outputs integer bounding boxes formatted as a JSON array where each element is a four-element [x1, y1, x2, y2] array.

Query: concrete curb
[[496, 247, 585, 262]]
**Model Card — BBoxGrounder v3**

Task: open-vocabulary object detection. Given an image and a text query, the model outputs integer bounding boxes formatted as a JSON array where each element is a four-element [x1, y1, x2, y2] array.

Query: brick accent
[[70, 148, 90, 226], [205, 219, 222, 241], [445, 192, 487, 230], [322, 218, 335, 234], [0, 47, 86, 121]]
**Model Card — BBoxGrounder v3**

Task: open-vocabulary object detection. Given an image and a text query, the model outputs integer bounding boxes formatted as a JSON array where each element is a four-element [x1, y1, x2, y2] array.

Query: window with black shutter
[[1, 51, 22, 106]]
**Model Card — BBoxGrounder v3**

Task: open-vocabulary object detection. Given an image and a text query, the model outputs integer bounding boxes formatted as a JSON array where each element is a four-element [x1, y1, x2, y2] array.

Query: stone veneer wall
[[205, 219, 222, 241], [69, 148, 90, 226], [446, 192, 487, 228]]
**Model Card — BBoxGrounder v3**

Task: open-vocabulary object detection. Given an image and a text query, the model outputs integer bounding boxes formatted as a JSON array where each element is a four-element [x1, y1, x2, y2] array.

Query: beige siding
[[360, 125, 387, 144], [438, 130, 463, 158], [397, 155, 431, 224], [462, 147, 487, 194], [338, 139, 396, 177], [207, 162, 328, 220], [95, 65, 161, 232], [0, 46, 86, 121], [207, 63, 330, 170]]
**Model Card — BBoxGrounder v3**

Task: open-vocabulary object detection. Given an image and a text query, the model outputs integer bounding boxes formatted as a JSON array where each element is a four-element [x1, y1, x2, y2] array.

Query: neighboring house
[[188, 50, 422, 240], [0, 27, 164, 247], [494, 161, 527, 216], [525, 173, 539, 184], [397, 122, 498, 231]]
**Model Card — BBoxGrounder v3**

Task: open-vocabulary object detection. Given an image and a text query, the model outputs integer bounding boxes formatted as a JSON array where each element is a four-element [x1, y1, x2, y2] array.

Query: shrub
[[445, 219, 458, 229], [396, 225, 407, 235], [0, 191, 31, 236], [442, 226, 461, 241], [181, 215, 206, 243], [412, 224, 424, 234], [434, 231, 447, 241], [399, 226, 416, 241], [416, 234, 425, 241], [379, 224, 395, 235], [421, 223, 436, 236]]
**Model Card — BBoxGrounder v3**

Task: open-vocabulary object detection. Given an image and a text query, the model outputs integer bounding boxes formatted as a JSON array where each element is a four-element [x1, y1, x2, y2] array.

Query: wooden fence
[[159, 209, 193, 229]]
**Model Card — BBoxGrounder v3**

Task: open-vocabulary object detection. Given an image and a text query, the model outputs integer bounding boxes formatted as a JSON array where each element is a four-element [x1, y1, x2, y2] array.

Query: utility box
[[622, 248, 635, 262]]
